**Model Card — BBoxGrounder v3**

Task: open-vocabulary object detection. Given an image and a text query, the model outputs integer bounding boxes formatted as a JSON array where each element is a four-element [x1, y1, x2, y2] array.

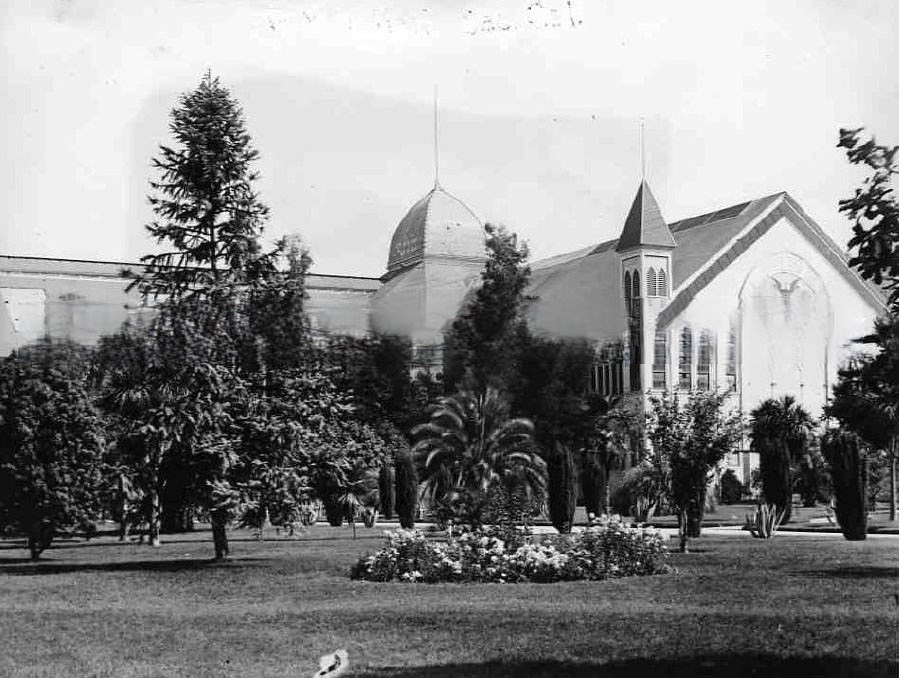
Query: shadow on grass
[[361, 656, 896, 678], [0, 556, 266, 576], [799, 565, 899, 580]]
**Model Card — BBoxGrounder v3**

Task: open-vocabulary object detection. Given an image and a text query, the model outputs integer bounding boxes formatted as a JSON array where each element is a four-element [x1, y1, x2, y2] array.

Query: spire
[[615, 181, 676, 252], [433, 84, 441, 189]]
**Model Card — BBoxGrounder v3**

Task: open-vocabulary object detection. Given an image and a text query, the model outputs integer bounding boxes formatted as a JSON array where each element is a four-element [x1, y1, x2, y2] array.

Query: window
[[726, 322, 737, 391], [657, 268, 667, 297], [646, 268, 657, 297], [678, 326, 692, 390], [624, 270, 632, 302], [632, 270, 641, 300], [652, 328, 666, 389], [697, 331, 712, 390], [592, 360, 624, 396]]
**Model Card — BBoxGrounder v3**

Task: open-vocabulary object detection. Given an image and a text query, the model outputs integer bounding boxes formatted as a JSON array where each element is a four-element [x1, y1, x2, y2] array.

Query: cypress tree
[[395, 452, 418, 529], [379, 463, 396, 520], [822, 430, 868, 541], [548, 442, 577, 533]]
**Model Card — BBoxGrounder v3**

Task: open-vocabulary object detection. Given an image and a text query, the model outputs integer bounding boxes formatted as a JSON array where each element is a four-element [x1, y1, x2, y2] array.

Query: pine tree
[[128, 72, 274, 301]]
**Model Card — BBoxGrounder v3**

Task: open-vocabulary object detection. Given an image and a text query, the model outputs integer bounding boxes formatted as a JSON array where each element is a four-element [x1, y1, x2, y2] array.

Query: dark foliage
[[822, 430, 868, 540], [719, 469, 744, 504], [547, 442, 577, 533], [395, 452, 418, 529]]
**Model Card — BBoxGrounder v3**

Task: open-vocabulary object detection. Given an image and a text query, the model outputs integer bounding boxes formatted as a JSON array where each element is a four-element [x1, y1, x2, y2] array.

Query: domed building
[[370, 183, 486, 365]]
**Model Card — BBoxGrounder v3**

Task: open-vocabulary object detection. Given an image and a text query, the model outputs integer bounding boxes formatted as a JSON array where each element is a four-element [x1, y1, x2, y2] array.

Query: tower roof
[[386, 185, 485, 274], [615, 181, 676, 252]]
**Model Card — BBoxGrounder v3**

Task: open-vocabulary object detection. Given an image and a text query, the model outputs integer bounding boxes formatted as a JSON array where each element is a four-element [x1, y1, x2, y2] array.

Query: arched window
[[632, 270, 641, 299], [624, 270, 632, 301], [657, 268, 668, 297], [678, 326, 692, 390], [697, 331, 713, 390], [647, 268, 657, 297], [652, 327, 666, 389]]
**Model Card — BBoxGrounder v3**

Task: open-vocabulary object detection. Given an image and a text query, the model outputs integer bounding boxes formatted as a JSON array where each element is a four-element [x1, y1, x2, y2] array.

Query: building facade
[[0, 180, 884, 481]]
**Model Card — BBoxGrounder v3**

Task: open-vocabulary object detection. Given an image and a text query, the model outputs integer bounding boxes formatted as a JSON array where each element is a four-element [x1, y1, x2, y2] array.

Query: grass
[[0, 524, 897, 677]]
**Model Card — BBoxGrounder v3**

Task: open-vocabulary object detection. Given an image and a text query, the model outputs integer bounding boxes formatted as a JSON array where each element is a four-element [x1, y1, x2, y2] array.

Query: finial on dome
[[433, 84, 441, 189]]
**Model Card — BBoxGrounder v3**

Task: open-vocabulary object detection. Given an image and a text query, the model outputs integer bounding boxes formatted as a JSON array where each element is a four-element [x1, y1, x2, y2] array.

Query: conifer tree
[[128, 72, 274, 301]]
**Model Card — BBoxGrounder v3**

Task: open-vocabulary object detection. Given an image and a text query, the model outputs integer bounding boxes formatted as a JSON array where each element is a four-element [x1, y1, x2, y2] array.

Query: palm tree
[[411, 388, 546, 528], [749, 395, 815, 523]]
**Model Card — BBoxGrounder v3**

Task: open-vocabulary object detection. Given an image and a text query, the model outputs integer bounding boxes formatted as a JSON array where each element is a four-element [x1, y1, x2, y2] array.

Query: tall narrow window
[[657, 268, 668, 297], [726, 322, 737, 391], [697, 331, 712, 390], [678, 327, 692, 390], [624, 270, 632, 304], [632, 270, 641, 301], [647, 268, 657, 297], [652, 328, 667, 389]]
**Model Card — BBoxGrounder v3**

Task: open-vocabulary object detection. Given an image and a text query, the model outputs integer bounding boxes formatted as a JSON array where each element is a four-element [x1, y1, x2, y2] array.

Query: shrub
[[547, 442, 577, 533], [720, 469, 744, 504], [378, 464, 395, 520], [744, 503, 785, 538], [822, 430, 868, 541], [350, 515, 671, 584], [394, 452, 418, 529]]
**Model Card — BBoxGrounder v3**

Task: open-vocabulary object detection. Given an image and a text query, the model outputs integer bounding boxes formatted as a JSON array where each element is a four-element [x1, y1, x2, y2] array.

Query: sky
[[3, 0, 899, 278]]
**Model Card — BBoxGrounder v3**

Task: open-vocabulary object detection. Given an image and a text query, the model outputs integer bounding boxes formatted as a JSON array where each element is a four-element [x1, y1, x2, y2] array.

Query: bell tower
[[615, 181, 676, 392]]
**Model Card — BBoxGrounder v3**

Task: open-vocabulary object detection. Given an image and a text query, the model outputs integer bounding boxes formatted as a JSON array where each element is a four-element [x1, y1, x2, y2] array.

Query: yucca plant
[[745, 503, 786, 538]]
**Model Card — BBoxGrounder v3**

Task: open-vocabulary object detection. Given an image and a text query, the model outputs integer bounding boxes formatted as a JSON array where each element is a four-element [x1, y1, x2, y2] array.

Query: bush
[[350, 515, 671, 583], [547, 442, 577, 533], [394, 452, 418, 529], [822, 431, 868, 541], [720, 469, 744, 504]]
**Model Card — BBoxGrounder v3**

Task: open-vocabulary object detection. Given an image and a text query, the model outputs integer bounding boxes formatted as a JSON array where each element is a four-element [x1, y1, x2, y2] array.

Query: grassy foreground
[[0, 525, 897, 677]]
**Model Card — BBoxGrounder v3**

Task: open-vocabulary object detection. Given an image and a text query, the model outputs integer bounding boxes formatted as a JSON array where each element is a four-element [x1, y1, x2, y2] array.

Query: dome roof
[[386, 185, 485, 274]]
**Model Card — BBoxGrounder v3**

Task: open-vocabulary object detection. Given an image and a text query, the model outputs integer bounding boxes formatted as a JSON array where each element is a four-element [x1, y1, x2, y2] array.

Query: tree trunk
[[890, 438, 897, 522], [686, 494, 704, 538], [677, 510, 689, 553], [211, 509, 229, 560], [28, 519, 53, 561], [147, 489, 162, 547]]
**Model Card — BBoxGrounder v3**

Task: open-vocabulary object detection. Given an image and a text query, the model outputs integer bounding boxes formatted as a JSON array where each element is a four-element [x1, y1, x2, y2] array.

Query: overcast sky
[[3, 0, 899, 278]]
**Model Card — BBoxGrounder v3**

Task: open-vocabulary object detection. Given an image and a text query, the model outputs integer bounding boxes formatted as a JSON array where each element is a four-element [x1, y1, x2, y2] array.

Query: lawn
[[0, 525, 896, 678]]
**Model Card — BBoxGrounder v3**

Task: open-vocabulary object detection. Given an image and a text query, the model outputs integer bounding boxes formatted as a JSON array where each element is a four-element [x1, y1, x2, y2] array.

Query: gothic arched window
[[697, 331, 713, 390], [632, 270, 641, 299], [678, 326, 692, 390], [647, 268, 658, 297], [657, 268, 668, 297], [652, 327, 667, 389], [624, 270, 632, 301]]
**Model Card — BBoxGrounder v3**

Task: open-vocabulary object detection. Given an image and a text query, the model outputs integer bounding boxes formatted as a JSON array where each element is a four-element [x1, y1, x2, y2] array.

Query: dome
[[386, 185, 485, 274]]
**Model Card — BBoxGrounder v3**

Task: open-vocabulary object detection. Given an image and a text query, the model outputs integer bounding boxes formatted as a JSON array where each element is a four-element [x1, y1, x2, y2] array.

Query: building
[[0, 179, 884, 480]]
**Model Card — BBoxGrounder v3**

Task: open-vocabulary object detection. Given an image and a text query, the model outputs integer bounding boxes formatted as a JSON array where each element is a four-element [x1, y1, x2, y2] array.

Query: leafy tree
[[837, 128, 899, 309], [646, 391, 742, 550], [827, 316, 899, 520], [412, 389, 545, 528], [444, 224, 531, 395], [0, 342, 107, 560], [127, 72, 275, 302], [749, 396, 814, 523]]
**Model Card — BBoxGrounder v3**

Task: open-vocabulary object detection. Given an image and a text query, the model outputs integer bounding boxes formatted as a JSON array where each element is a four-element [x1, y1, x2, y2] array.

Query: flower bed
[[350, 515, 671, 583]]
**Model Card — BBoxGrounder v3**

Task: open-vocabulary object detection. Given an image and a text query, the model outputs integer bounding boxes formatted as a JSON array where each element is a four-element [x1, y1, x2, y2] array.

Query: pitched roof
[[526, 191, 884, 342], [614, 181, 676, 252]]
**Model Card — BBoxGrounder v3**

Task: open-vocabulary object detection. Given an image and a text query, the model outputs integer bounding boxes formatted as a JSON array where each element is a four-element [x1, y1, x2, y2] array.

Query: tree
[[0, 342, 107, 560], [127, 72, 275, 302], [411, 389, 546, 528], [821, 430, 868, 540], [647, 391, 743, 550], [827, 316, 899, 520], [444, 224, 532, 395], [837, 128, 899, 309], [395, 451, 418, 529], [546, 441, 577, 533], [749, 396, 814, 523]]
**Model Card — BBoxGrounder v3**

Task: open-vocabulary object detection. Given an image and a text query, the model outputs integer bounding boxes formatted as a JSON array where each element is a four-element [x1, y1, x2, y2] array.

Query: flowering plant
[[351, 515, 671, 583]]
